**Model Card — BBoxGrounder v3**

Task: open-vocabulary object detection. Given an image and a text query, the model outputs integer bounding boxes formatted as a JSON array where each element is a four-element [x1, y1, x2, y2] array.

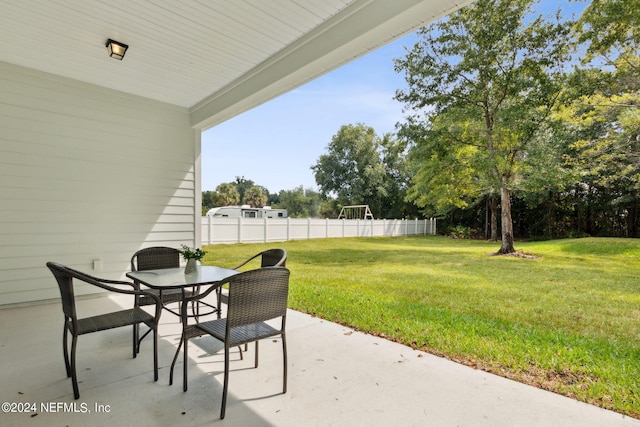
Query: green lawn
[[202, 236, 640, 418]]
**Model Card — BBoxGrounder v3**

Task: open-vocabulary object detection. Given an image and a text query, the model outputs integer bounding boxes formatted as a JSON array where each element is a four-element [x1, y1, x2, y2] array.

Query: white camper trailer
[[205, 205, 288, 219]]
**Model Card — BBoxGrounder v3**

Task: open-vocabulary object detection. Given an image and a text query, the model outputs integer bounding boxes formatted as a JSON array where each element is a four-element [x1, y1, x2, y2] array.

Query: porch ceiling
[[0, 0, 473, 129]]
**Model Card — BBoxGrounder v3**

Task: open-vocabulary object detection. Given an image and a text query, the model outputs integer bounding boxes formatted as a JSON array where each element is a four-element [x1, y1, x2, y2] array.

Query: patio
[[1, 294, 638, 427]]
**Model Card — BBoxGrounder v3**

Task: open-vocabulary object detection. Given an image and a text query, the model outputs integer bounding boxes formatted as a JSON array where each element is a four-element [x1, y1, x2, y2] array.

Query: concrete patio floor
[[1, 293, 638, 427]]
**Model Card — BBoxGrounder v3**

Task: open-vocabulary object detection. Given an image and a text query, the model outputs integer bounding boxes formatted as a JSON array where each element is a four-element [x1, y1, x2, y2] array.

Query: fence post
[[287, 217, 290, 241], [237, 217, 242, 243], [208, 215, 213, 244], [264, 217, 268, 243], [307, 218, 311, 240], [325, 218, 329, 238]]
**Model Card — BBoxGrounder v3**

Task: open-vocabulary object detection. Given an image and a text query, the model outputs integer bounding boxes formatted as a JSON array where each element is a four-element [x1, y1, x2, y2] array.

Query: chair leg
[[62, 321, 71, 377], [221, 344, 230, 419], [183, 335, 189, 392], [282, 333, 288, 394], [216, 288, 222, 319], [153, 324, 158, 381], [254, 341, 259, 368], [133, 323, 139, 358], [70, 334, 80, 399]]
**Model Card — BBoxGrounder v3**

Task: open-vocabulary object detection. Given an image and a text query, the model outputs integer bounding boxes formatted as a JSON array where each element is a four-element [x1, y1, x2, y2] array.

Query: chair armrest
[[231, 252, 262, 270], [64, 265, 162, 306]]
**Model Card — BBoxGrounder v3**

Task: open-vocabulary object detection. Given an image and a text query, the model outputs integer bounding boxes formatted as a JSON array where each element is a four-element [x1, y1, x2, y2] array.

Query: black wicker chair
[[181, 267, 290, 419], [217, 248, 287, 310], [131, 247, 196, 352], [46, 262, 162, 399]]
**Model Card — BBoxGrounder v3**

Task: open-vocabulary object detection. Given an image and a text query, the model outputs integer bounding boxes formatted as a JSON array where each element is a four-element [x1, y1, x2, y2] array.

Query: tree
[[556, 0, 640, 236], [319, 198, 340, 219], [277, 186, 321, 217], [242, 185, 268, 208], [379, 133, 416, 218], [395, 0, 573, 253], [312, 123, 388, 216], [234, 176, 256, 203], [212, 182, 240, 206]]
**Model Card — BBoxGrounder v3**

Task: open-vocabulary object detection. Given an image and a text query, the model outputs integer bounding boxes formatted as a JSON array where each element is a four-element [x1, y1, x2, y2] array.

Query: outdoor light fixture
[[106, 39, 128, 60]]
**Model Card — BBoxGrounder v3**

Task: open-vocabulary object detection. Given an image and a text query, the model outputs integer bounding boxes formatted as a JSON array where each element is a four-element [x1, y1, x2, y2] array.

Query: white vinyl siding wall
[[0, 62, 195, 305]]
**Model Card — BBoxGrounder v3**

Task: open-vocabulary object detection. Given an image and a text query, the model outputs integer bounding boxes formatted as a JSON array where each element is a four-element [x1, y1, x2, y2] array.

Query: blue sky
[[201, 32, 418, 193], [201, 0, 585, 194]]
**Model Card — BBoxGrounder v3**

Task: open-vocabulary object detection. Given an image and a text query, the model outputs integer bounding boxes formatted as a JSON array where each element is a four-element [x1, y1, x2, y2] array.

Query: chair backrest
[[46, 262, 78, 321], [261, 248, 287, 268], [226, 267, 290, 329], [131, 246, 181, 271]]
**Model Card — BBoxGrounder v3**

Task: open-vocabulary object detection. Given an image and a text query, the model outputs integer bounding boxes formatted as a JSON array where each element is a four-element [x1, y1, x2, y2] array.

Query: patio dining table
[[126, 265, 239, 384]]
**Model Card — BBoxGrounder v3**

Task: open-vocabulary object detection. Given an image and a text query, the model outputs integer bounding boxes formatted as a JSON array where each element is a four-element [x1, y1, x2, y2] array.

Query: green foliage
[[550, 0, 640, 237], [202, 236, 640, 418], [558, 55, 640, 191], [202, 190, 216, 215], [242, 185, 268, 208], [447, 225, 473, 239], [312, 123, 386, 205], [576, 0, 640, 62], [403, 112, 486, 216], [179, 244, 206, 261], [319, 198, 340, 219], [378, 133, 417, 218], [276, 186, 321, 218], [213, 182, 240, 206], [312, 123, 415, 218], [233, 176, 257, 202]]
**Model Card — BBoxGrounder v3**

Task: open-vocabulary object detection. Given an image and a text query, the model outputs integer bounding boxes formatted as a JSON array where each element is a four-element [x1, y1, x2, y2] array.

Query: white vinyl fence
[[201, 217, 436, 245]]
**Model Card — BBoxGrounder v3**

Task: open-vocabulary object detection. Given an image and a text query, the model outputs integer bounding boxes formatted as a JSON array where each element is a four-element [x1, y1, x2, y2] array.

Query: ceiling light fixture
[[106, 39, 128, 60]]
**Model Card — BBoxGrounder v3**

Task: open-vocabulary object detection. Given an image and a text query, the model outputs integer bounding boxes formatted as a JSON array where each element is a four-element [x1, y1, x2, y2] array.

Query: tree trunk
[[498, 186, 515, 254], [490, 196, 498, 241], [628, 203, 637, 238], [485, 197, 489, 240], [546, 191, 555, 239]]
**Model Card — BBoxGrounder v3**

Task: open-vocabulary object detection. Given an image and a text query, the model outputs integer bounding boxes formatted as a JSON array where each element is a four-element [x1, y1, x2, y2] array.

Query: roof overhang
[[0, 0, 473, 130]]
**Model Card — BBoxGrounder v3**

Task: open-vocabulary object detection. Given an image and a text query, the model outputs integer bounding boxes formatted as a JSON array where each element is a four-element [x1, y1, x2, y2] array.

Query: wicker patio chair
[[181, 267, 290, 419], [131, 246, 197, 352], [217, 248, 287, 310], [46, 262, 162, 399]]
